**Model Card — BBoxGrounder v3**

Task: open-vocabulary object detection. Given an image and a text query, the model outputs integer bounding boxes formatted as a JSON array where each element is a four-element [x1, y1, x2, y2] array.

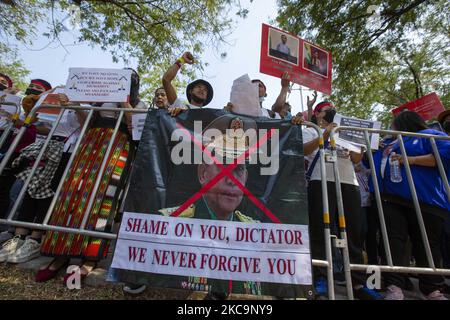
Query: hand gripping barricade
[[328, 126, 450, 299], [0, 101, 21, 152], [0, 104, 148, 241]]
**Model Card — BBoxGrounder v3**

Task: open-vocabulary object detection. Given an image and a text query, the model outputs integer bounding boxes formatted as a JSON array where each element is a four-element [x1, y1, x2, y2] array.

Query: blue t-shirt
[[368, 129, 450, 212]]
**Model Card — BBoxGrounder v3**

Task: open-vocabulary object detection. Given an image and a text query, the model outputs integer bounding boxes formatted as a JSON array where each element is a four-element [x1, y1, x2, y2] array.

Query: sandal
[[63, 260, 98, 286]]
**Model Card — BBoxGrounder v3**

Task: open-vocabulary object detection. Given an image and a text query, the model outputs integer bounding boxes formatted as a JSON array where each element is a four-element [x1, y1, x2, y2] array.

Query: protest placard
[[392, 93, 444, 121], [65, 68, 132, 103], [333, 113, 381, 150], [112, 213, 311, 285], [111, 109, 313, 298], [260, 24, 332, 95]]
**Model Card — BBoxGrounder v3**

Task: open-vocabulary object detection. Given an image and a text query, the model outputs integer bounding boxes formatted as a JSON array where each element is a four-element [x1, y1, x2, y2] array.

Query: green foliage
[[0, 44, 30, 91], [0, 0, 249, 95], [276, 0, 449, 127]]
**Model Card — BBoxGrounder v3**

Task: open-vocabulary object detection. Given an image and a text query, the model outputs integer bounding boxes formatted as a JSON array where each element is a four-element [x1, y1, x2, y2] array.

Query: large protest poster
[[260, 24, 332, 95], [65, 68, 132, 103], [111, 109, 313, 298], [391, 92, 444, 121]]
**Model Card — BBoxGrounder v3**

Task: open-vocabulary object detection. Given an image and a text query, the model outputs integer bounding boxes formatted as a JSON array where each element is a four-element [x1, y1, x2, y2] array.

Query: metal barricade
[[328, 126, 450, 299], [0, 101, 21, 152], [0, 104, 149, 240], [302, 121, 336, 300]]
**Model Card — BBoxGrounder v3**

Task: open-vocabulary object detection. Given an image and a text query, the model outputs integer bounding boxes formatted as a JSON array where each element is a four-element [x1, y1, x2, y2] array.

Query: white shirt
[[302, 127, 358, 186], [260, 108, 281, 119], [276, 43, 291, 55], [170, 98, 201, 110]]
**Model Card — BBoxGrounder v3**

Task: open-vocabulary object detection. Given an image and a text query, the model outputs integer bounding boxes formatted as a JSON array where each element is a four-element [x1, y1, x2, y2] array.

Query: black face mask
[[25, 88, 43, 96], [0, 84, 7, 91], [322, 109, 336, 124], [443, 121, 450, 134]]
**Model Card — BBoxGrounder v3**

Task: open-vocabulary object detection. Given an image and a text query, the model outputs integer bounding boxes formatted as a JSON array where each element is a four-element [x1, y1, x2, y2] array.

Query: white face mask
[[259, 96, 265, 105]]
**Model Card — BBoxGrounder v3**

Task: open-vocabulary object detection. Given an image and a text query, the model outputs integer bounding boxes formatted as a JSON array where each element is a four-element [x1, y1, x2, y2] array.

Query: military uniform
[[158, 196, 263, 295]]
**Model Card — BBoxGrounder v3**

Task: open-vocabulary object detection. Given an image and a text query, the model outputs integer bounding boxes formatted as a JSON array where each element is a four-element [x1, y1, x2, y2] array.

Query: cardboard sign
[[333, 113, 382, 150], [260, 24, 332, 95], [392, 93, 444, 121], [65, 68, 132, 103]]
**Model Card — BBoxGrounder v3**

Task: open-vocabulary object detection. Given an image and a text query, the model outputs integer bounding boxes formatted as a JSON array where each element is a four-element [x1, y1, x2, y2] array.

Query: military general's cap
[[202, 115, 258, 162]]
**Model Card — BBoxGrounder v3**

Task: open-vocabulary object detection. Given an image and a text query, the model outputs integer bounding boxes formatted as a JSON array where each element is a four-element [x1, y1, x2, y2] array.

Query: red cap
[[0, 73, 13, 88], [31, 79, 52, 91], [314, 101, 333, 114]]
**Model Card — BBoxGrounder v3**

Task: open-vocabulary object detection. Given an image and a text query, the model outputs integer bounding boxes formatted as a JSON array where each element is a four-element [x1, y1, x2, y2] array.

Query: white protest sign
[[65, 68, 132, 103], [112, 212, 312, 285], [333, 113, 381, 150], [131, 113, 147, 141], [230, 74, 262, 117]]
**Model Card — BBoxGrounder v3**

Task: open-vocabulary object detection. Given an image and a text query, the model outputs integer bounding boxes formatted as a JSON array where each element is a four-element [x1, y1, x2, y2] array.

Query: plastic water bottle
[[389, 152, 402, 183]]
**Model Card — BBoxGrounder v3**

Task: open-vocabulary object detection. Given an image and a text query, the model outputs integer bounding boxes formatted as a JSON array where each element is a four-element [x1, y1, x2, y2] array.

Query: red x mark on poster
[[170, 122, 281, 224]]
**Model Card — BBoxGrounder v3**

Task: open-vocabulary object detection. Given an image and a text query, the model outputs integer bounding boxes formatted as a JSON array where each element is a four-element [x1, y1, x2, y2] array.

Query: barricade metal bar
[[0, 218, 116, 240], [0, 122, 14, 151], [0, 101, 20, 151], [79, 110, 125, 230], [0, 126, 27, 175], [349, 263, 450, 276], [397, 134, 435, 269], [363, 130, 393, 266], [329, 130, 354, 300], [304, 121, 336, 300], [42, 109, 94, 225], [312, 259, 329, 268], [6, 110, 65, 222], [300, 122, 336, 299], [430, 137, 450, 202], [336, 126, 450, 140]]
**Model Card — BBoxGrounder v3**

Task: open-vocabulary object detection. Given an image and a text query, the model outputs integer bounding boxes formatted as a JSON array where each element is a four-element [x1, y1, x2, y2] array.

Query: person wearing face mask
[[252, 72, 290, 119], [368, 111, 449, 300], [302, 100, 383, 300], [162, 51, 214, 117], [24, 79, 52, 96], [280, 102, 292, 120], [437, 110, 450, 135]]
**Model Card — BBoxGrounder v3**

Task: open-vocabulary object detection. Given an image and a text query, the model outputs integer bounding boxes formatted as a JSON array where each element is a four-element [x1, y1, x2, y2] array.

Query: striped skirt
[[40, 127, 130, 260]]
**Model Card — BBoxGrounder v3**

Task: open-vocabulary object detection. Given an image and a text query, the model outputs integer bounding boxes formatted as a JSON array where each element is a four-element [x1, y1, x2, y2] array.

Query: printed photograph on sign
[[303, 42, 329, 78], [110, 109, 313, 299], [268, 27, 299, 65]]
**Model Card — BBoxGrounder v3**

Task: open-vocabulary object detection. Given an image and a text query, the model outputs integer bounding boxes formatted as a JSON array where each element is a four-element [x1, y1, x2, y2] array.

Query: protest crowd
[[0, 51, 449, 301]]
